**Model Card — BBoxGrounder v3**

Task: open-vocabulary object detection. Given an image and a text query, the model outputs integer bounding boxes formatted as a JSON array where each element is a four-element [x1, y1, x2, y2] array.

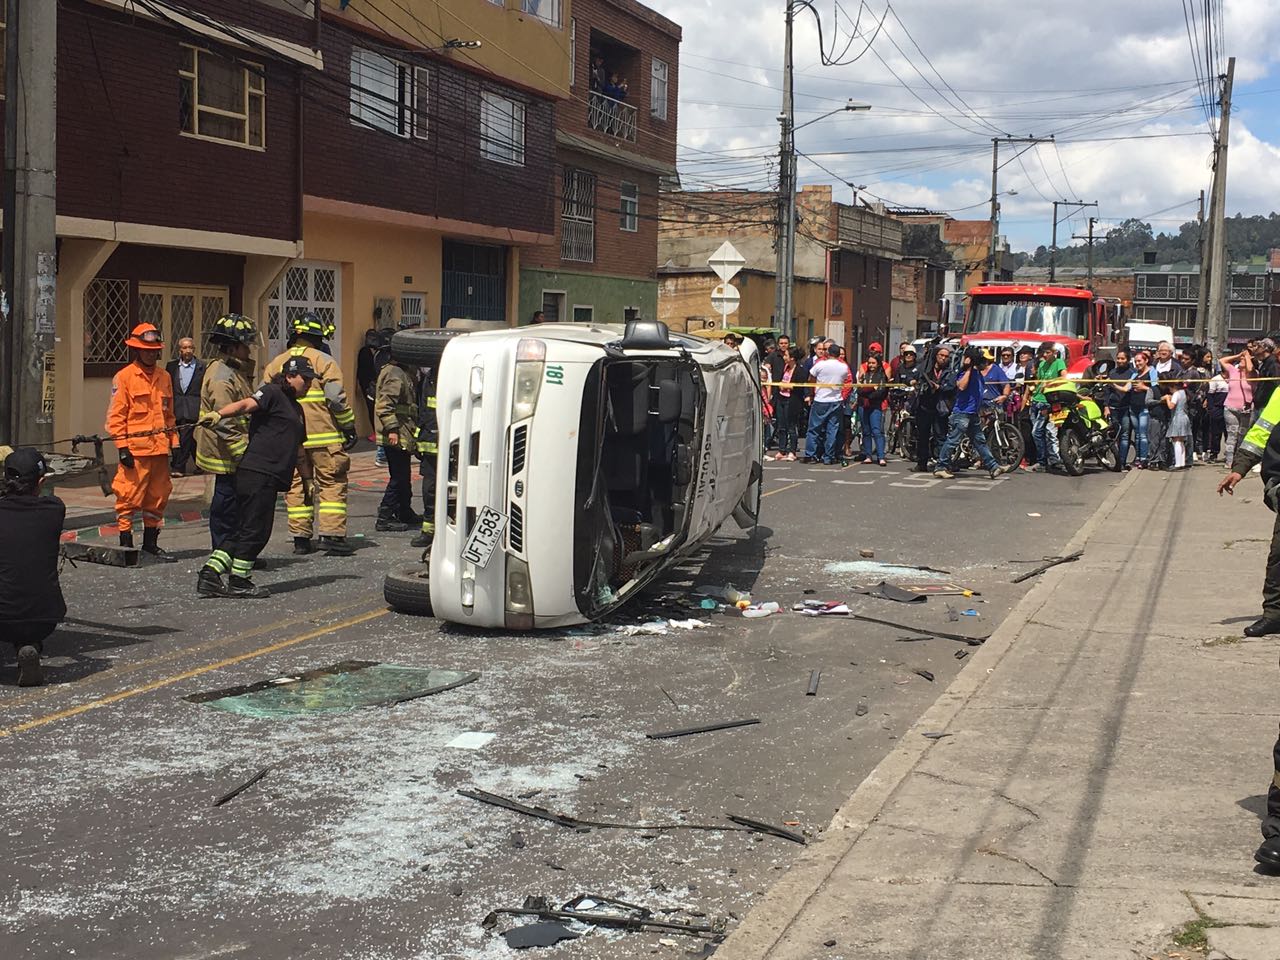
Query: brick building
[[27, 0, 575, 440], [518, 0, 680, 326], [656, 185, 902, 358], [40, 0, 313, 441]]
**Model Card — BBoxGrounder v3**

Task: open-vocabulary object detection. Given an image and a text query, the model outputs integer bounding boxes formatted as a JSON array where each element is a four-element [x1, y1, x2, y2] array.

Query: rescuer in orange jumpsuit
[[106, 322, 178, 561]]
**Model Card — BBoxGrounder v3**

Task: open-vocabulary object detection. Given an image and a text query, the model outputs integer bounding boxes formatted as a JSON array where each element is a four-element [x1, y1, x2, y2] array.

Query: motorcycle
[[1044, 386, 1118, 476]]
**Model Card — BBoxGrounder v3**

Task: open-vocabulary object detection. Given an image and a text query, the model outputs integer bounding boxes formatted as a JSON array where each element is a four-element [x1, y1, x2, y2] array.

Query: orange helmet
[[124, 322, 163, 350]]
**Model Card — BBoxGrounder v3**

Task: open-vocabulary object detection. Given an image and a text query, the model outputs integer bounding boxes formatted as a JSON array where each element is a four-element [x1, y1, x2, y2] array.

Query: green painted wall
[[518, 268, 658, 326]]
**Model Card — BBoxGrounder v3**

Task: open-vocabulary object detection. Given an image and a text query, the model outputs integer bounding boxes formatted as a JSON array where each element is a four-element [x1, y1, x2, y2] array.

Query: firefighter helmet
[[290, 311, 335, 340], [208, 313, 257, 347], [124, 322, 164, 350]]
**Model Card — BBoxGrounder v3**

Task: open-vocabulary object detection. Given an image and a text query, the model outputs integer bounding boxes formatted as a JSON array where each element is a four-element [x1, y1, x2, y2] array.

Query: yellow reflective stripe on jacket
[[419, 441, 438, 454], [303, 433, 344, 448], [194, 453, 236, 474], [426, 396, 437, 408], [318, 502, 347, 514], [335, 408, 355, 425]]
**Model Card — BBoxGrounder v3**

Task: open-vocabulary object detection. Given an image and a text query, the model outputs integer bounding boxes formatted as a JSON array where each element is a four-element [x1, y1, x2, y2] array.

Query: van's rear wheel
[[384, 564, 433, 616]]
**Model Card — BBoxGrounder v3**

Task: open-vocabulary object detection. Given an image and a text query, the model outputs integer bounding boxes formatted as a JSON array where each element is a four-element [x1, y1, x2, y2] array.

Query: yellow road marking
[[0, 599, 373, 712], [762, 481, 805, 498], [0, 608, 388, 739]]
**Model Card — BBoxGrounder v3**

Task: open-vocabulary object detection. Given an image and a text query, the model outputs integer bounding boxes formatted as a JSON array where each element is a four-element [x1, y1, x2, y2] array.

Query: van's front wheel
[[384, 564, 434, 616]]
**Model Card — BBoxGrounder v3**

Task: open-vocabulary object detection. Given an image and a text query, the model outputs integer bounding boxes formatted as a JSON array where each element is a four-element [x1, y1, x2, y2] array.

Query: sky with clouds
[[643, 0, 1280, 253]]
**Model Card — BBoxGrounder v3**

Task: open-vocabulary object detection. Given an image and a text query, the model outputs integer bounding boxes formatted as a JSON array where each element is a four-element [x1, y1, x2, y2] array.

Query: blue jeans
[[1030, 402, 1062, 466], [1116, 407, 1149, 465], [806, 401, 843, 462], [937, 410, 999, 471], [859, 406, 885, 461]]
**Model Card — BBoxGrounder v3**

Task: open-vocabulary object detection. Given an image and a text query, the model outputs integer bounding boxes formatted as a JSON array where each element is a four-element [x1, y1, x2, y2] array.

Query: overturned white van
[[383, 320, 764, 629]]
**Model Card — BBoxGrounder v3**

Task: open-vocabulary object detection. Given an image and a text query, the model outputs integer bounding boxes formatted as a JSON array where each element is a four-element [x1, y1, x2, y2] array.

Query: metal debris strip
[[484, 895, 724, 939], [60, 541, 140, 567], [726, 815, 807, 845], [212, 766, 270, 807], [458, 788, 788, 840], [1010, 550, 1084, 584], [852, 613, 987, 646], [806, 670, 821, 696], [646, 718, 761, 740], [184, 660, 479, 718]]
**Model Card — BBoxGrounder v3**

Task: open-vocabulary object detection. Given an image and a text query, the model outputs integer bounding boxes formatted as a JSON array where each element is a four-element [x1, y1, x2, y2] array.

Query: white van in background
[[384, 321, 764, 630]]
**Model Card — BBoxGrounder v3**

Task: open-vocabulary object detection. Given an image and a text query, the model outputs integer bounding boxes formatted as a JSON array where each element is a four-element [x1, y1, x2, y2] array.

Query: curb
[[56, 474, 395, 543], [713, 469, 1140, 960]]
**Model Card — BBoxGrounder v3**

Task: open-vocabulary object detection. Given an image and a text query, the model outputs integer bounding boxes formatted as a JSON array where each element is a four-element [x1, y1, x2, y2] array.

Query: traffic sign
[[708, 240, 746, 283], [711, 282, 740, 325]]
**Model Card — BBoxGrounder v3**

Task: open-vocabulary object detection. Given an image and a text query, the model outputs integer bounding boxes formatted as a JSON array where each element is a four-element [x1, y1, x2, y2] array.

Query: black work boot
[[410, 532, 434, 548], [141, 527, 177, 563], [119, 530, 135, 549], [375, 512, 411, 532], [16, 645, 44, 687], [399, 509, 424, 526], [1244, 618, 1280, 638], [1257, 836, 1280, 872], [293, 537, 315, 555], [197, 567, 229, 598], [227, 575, 270, 599], [319, 536, 355, 556]]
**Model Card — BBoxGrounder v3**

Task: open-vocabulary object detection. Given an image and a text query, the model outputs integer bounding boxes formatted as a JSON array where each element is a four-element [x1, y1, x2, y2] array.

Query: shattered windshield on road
[[968, 297, 1086, 338]]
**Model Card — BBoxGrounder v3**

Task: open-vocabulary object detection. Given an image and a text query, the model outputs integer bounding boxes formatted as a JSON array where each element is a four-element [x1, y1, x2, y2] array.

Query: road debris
[[857, 581, 926, 604], [855, 701, 869, 716], [955, 650, 969, 660], [648, 718, 761, 740], [458, 788, 781, 839], [1010, 550, 1084, 584], [59, 541, 140, 567], [742, 601, 781, 618], [447, 731, 495, 750], [212, 766, 270, 807], [922, 732, 952, 740], [962, 609, 979, 617], [619, 618, 710, 636], [185, 661, 479, 718], [501, 921, 579, 949], [946, 604, 960, 622], [797, 600, 850, 616], [806, 670, 821, 696], [484, 893, 724, 939], [859, 548, 874, 558], [824, 560, 950, 581], [695, 584, 751, 604], [915, 669, 935, 682], [852, 613, 987, 646], [660, 686, 681, 709], [725, 815, 806, 845]]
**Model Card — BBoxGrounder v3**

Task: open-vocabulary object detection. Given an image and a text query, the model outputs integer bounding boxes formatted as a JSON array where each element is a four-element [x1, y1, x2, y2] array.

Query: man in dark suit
[[166, 337, 205, 476]]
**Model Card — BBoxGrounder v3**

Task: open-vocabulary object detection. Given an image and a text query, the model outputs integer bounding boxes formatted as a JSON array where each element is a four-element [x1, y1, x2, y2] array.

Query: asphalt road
[[0, 454, 1124, 960]]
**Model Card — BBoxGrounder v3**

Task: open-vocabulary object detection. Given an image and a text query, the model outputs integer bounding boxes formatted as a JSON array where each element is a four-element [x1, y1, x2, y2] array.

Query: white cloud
[[643, 0, 1280, 251]]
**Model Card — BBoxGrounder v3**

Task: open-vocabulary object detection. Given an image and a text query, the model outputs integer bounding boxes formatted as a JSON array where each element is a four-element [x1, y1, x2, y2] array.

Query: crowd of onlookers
[[748, 331, 1278, 477]]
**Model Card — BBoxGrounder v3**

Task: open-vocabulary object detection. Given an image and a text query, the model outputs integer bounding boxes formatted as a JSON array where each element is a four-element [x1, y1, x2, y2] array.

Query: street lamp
[[774, 100, 872, 339]]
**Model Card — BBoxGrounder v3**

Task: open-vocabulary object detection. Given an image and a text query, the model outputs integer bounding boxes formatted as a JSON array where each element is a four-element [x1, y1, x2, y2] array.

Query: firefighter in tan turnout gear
[[262, 312, 358, 556], [372, 354, 423, 533], [195, 314, 256, 551]]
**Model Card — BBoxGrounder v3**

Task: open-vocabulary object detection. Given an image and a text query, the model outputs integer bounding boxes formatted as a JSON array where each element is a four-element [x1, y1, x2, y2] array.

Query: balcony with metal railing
[[587, 90, 637, 143]]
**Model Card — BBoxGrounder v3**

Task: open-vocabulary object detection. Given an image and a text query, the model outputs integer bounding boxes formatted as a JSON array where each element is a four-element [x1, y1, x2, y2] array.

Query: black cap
[[4, 447, 46, 481], [282, 356, 317, 380]]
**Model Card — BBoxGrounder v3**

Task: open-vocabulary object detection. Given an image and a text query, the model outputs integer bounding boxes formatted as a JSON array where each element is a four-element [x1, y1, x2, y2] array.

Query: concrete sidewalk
[[47, 448, 394, 533], [718, 468, 1280, 960]]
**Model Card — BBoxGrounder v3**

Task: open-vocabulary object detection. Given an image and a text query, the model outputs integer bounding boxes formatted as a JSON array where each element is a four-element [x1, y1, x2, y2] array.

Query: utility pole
[[1070, 217, 1100, 289], [988, 135, 1054, 281], [1050, 199, 1097, 283], [1194, 188, 1210, 343], [1, 0, 58, 448], [772, 0, 796, 339], [1207, 57, 1235, 355]]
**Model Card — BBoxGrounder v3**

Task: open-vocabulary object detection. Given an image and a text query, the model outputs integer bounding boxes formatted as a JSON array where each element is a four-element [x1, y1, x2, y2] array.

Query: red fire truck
[[939, 282, 1123, 376]]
